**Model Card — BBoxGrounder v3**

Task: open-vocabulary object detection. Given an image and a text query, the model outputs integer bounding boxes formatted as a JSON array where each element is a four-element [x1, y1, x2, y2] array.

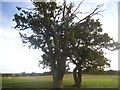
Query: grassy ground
[[2, 74, 118, 88]]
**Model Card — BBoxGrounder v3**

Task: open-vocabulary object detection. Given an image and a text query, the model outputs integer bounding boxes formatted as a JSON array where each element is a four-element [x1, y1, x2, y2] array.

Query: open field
[[2, 74, 118, 88]]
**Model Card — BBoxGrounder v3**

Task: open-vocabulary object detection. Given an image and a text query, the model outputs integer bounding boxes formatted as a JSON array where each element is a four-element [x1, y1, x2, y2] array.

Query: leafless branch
[[63, 0, 66, 20], [72, 0, 85, 14], [69, 55, 77, 64], [106, 47, 120, 51], [75, 11, 90, 14], [71, 4, 104, 29]]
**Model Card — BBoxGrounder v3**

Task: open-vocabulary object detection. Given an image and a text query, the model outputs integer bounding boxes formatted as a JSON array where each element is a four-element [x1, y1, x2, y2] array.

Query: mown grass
[[2, 74, 118, 88]]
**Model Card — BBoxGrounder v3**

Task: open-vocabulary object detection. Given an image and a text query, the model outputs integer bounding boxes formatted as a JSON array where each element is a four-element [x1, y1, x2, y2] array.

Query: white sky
[[0, 0, 119, 73]]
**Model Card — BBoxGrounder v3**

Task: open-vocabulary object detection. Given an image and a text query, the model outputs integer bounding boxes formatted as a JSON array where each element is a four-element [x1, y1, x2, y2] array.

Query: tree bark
[[73, 65, 82, 87], [53, 70, 63, 88], [52, 60, 66, 88]]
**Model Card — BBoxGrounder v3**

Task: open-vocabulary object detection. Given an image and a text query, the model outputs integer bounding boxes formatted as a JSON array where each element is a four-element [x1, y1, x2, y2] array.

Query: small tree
[[66, 18, 119, 87]]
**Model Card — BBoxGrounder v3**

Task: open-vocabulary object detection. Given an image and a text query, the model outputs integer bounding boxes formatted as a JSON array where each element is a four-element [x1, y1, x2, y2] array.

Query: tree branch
[[71, 4, 104, 29], [72, 0, 85, 14], [63, 0, 66, 20], [69, 55, 77, 65]]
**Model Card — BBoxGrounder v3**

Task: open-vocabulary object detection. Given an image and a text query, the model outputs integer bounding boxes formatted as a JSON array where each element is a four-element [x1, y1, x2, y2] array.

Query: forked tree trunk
[[73, 65, 82, 87]]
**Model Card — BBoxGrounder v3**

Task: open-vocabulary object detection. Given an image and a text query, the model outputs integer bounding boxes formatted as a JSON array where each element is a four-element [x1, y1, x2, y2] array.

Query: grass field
[[2, 74, 118, 88]]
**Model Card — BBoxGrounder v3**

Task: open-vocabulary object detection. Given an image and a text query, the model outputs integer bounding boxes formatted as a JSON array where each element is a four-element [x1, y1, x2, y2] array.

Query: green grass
[[2, 74, 118, 88]]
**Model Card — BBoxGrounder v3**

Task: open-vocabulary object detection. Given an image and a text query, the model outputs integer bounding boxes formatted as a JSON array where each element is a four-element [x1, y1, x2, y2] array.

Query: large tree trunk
[[73, 65, 82, 87], [52, 60, 66, 88], [53, 70, 64, 88]]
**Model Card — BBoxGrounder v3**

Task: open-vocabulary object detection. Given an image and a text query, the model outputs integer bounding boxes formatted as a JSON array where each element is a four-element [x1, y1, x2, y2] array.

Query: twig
[[72, 0, 85, 14], [71, 4, 104, 29]]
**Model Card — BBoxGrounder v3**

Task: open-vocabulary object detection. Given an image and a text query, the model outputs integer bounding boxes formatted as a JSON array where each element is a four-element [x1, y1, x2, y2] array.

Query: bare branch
[[106, 47, 120, 51], [72, 0, 85, 14], [70, 4, 104, 29], [69, 55, 77, 64], [74, 11, 90, 14], [63, 0, 66, 20]]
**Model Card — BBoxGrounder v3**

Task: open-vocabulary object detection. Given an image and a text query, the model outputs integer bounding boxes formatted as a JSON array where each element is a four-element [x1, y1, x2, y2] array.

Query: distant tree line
[[2, 70, 118, 77], [2, 71, 52, 77], [105, 70, 118, 75], [82, 69, 118, 75]]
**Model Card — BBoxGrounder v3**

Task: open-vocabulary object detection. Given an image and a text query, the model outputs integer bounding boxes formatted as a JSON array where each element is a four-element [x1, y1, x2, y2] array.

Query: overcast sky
[[0, 0, 119, 73]]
